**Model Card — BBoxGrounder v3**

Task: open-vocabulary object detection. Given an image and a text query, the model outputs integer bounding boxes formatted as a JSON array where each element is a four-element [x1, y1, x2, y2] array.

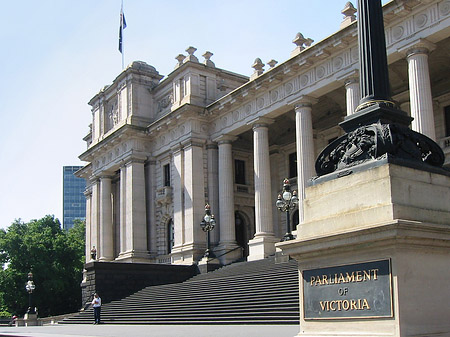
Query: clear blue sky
[[0, 0, 389, 229]]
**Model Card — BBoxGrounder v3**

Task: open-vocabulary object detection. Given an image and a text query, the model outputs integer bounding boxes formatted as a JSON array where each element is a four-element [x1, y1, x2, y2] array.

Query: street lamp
[[25, 272, 36, 314], [276, 178, 299, 241], [200, 204, 216, 258]]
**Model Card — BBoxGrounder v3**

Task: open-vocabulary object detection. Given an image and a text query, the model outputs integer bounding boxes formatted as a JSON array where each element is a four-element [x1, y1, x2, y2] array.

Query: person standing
[[91, 293, 101, 324]]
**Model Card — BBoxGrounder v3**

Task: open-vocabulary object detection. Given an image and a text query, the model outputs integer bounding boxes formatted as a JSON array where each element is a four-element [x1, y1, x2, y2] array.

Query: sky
[[0, 0, 389, 229]]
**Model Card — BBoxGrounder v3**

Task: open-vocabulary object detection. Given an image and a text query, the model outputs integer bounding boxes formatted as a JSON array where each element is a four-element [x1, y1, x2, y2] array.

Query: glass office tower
[[63, 166, 86, 230]]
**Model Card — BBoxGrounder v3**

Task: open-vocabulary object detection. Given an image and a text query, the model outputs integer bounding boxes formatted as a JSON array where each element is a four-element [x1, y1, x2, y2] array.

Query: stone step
[[61, 257, 300, 325]]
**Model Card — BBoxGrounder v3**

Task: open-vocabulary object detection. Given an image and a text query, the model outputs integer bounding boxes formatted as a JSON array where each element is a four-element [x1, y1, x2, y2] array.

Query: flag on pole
[[118, 3, 127, 54]]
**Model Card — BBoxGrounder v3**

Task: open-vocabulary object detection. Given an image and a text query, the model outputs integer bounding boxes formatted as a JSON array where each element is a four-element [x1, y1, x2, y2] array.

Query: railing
[[156, 255, 172, 264], [156, 186, 172, 205]]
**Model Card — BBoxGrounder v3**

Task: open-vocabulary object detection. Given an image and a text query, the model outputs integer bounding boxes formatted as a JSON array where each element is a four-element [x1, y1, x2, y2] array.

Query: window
[[289, 152, 297, 178], [445, 105, 450, 137], [234, 160, 246, 185], [167, 219, 174, 254], [163, 164, 170, 187]]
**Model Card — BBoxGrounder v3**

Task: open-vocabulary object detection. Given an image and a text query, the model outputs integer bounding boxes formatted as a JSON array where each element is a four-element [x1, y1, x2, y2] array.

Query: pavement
[[0, 324, 299, 337]]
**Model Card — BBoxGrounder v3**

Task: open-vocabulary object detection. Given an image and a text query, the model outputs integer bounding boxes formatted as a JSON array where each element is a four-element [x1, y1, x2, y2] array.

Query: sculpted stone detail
[[158, 94, 173, 112], [439, 1, 450, 16], [316, 66, 326, 79], [300, 75, 309, 87], [285, 83, 293, 95], [257, 97, 265, 109], [333, 57, 344, 70], [315, 122, 445, 176], [393, 25, 404, 40], [415, 13, 428, 28], [233, 110, 240, 122], [271, 90, 278, 102]]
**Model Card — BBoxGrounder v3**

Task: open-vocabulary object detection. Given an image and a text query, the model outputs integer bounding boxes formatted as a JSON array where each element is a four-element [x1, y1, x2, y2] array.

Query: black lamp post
[[200, 204, 216, 258], [276, 178, 299, 241], [25, 272, 36, 314]]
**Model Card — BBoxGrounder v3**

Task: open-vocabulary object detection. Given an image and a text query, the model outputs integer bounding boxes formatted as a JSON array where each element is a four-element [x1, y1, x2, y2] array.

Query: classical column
[[207, 142, 220, 245], [406, 42, 436, 140], [117, 158, 149, 260], [182, 140, 206, 249], [90, 180, 100, 258], [345, 77, 360, 116], [170, 146, 185, 262], [217, 137, 237, 246], [146, 159, 157, 256], [119, 164, 127, 254], [84, 188, 92, 262], [248, 119, 278, 261], [99, 175, 114, 261], [295, 101, 316, 224]]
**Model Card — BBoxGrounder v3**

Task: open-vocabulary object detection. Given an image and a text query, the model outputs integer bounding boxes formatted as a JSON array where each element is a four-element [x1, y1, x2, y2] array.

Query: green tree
[[0, 215, 85, 317]]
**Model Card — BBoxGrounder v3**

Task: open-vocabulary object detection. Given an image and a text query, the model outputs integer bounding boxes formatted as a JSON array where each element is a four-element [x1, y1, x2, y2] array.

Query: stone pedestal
[[278, 161, 450, 336], [198, 256, 222, 274], [15, 313, 40, 326]]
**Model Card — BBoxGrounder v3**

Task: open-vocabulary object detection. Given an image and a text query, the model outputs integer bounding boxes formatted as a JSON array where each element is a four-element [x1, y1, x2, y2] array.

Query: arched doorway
[[167, 218, 174, 254]]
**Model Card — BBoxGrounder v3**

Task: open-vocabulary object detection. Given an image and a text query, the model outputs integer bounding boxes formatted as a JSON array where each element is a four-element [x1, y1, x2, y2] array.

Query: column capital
[[206, 141, 218, 150], [214, 134, 238, 145], [124, 157, 146, 166], [344, 77, 359, 87], [181, 137, 206, 149], [83, 188, 93, 198], [289, 95, 318, 109], [121, 153, 148, 166], [398, 38, 436, 58], [247, 117, 274, 130], [98, 172, 115, 180]]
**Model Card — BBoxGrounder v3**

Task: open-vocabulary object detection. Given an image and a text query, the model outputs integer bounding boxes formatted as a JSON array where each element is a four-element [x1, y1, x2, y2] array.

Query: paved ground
[[0, 324, 299, 337]]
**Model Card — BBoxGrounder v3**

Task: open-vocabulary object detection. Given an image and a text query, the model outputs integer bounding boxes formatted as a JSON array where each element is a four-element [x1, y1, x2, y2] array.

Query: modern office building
[[63, 166, 86, 230], [77, 0, 450, 267]]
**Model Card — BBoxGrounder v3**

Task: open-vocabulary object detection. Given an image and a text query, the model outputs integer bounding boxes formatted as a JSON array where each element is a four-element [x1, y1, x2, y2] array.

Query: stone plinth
[[198, 257, 222, 274], [278, 162, 450, 336], [15, 313, 40, 327]]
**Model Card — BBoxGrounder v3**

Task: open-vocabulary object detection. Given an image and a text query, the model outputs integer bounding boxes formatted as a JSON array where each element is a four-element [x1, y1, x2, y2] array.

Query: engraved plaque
[[303, 259, 392, 319]]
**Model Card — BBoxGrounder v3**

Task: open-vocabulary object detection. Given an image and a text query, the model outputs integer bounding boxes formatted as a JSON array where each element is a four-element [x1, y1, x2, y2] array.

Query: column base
[[170, 243, 205, 265], [215, 242, 242, 265], [115, 250, 150, 263], [247, 234, 279, 261], [198, 256, 222, 273]]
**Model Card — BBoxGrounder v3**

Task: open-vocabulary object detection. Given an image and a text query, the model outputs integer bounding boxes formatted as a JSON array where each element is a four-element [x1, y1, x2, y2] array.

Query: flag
[[118, 4, 127, 54]]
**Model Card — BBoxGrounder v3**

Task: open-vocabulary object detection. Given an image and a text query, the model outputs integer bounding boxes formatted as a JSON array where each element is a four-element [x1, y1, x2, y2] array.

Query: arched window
[[167, 219, 174, 254]]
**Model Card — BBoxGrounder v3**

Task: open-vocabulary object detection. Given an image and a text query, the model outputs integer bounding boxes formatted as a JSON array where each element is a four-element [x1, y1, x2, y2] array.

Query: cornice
[[79, 123, 147, 162]]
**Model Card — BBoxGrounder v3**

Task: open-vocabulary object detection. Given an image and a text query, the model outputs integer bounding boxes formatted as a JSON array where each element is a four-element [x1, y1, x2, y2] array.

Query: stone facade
[[78, 0, 450, 269]]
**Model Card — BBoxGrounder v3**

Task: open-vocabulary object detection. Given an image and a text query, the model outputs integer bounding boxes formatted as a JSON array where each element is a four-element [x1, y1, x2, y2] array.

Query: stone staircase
[[61, 257, 299, 325]]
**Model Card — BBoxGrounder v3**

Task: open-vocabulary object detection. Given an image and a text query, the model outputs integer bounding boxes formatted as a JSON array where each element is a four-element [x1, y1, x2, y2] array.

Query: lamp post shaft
[[358, 0, 390, 105], [286, 210, 290, 236]]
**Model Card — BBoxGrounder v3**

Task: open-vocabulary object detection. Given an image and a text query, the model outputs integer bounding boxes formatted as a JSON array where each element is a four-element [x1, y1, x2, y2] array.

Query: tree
[[0, 215, 85, 317]]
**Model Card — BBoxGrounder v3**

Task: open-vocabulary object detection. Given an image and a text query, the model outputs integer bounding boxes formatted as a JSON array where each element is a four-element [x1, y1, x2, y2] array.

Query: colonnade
[[84, 38, 436, 264]]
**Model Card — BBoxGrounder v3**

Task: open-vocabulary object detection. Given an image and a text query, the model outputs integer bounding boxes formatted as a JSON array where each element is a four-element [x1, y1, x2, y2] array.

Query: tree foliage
[[0, 215, 85, 317]]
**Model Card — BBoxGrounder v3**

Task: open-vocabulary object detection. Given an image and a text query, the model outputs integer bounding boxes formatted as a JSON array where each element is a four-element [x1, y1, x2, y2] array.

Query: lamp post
[[25, 272, 36, 314], [200, 204, 216, 258], [276, 178, 299, 241]]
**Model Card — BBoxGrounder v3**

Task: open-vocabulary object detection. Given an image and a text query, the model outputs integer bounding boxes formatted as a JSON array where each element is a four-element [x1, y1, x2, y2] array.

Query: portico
[[77, 0, 450, 272]]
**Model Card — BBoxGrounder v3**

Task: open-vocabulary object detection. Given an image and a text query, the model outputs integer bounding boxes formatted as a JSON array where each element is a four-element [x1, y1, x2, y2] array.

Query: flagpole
[[121, 0, 124, 69]]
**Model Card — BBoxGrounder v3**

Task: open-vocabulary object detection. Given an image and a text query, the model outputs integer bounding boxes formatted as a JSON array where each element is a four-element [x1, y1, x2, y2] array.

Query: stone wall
[[81, 261, 198, 307]]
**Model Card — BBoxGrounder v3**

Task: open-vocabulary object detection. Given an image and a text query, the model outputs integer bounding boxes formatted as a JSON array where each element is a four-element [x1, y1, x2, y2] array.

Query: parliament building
[[77, 0, 450, 279]]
